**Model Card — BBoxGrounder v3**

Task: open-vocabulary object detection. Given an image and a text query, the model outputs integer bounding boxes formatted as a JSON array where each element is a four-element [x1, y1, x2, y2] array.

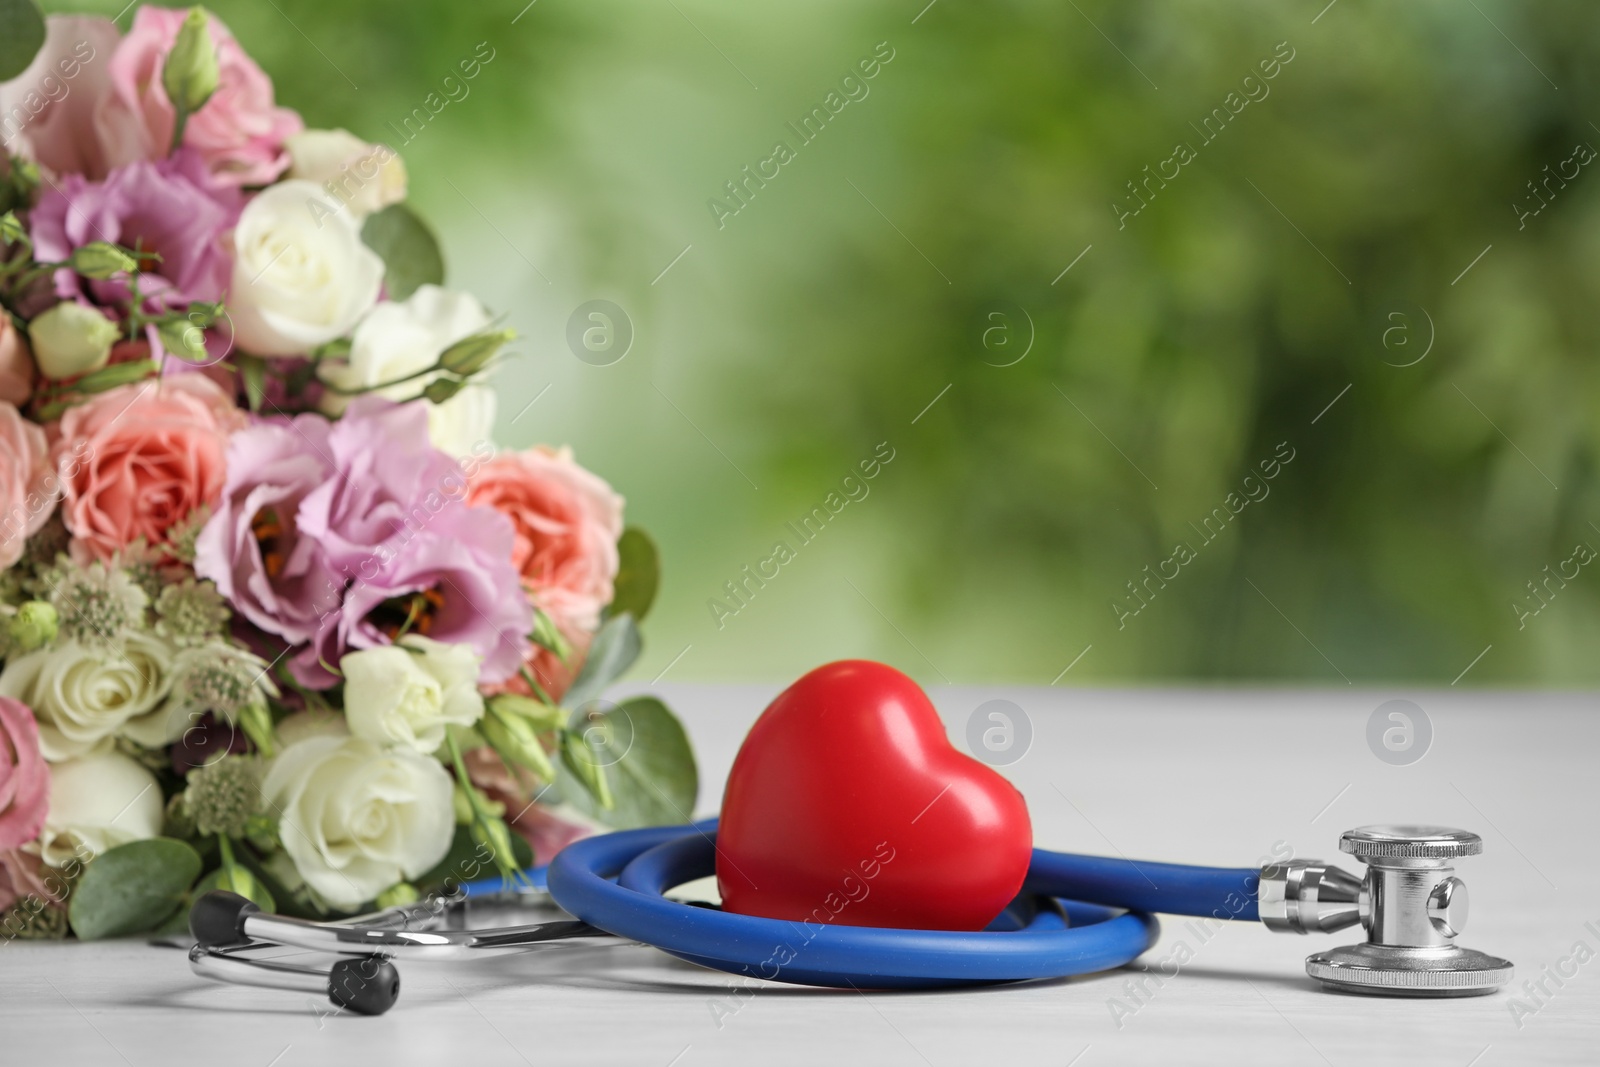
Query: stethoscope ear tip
[[328, 957, 401, 1016], [190, 890, 261, 949]]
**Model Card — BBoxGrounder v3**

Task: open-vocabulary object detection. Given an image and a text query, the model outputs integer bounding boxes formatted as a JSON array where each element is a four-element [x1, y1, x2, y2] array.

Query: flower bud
[[482, 699, 556, 782], [375, 882, 420, 910], [156, 317, 210, 363], [0, 211, 25, 245], [438, 328, 514, 377], [28, 302, 119, 379], [162, 7, 220, 124], [421, 376, 465, 404], [69, 242, 139, 280], [486, 693, 564, 732], [73, 358, 157, 394], [6, 601, 58, 653]]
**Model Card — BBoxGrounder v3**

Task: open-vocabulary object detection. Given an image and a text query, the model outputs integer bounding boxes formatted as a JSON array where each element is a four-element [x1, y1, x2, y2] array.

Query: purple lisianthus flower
[[30, 148, 242, 312], [194, 411, 345, 647], [196, 396, 531, 690]]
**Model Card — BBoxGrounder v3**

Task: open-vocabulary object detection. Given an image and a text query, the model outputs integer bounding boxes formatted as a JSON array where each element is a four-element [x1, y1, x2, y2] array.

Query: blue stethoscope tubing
[[463, 822, 1261, 990]]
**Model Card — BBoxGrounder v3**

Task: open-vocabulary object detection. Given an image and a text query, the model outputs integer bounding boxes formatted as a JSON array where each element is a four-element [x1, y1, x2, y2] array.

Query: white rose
[[0, 633, 176, 761], [343, 635, 484, 754], [286, 128, 408, 220], [318, 284, 497, 457], [264, 735, 455, 909], [229, 180, 385, 357], [37, 752, 164, 867]]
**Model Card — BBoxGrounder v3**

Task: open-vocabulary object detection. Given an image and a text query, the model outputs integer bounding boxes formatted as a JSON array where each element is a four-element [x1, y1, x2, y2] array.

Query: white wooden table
[[2, 684, 1594, 1066]]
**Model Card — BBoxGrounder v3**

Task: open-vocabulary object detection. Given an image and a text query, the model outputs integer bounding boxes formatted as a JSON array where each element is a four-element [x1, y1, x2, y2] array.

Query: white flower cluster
[[264, 635, 483, 908]]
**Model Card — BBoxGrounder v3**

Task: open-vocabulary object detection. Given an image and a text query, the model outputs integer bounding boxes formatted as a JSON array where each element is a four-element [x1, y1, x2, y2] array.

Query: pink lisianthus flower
[[197, 399, 532, 690], [53, 374, 246, 562], [193, 412, 344, 648], [0, 402, 56, 571], [465, 447, 625, 634], [0, 16, 122, 180], [30, 149, 242, 313], [103, 7, 302, 187], [0, 696, 49, 853]]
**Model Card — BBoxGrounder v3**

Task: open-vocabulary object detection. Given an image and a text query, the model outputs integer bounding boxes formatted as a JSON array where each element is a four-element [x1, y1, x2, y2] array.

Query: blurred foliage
[[42, 0, 1600, 684]]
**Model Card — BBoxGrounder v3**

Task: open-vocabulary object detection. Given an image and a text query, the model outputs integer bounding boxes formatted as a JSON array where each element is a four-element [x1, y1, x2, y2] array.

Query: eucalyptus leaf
[[68, 838, 203, 941], [608, 527, 660, 623], [361, 203, 445, 300], [562, 612, 640, 710], [0, 0, 45, 82], [559, 697, 697, 829]]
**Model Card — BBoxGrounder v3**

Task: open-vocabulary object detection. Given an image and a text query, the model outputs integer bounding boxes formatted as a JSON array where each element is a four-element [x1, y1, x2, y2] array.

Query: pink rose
[[102, 7, 303, 187], [0, 16, 122, 179], [466, 447, 624, 633], [0, 402, 54, 571], [0, 848, 53, 916], [53, 374, 246, 561], [0, 316, 36, 408], [0, 696, 49, 853]]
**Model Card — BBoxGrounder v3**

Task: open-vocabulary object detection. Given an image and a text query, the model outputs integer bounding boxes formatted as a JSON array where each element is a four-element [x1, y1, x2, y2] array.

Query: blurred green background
[[47, 0, 1600, 686]]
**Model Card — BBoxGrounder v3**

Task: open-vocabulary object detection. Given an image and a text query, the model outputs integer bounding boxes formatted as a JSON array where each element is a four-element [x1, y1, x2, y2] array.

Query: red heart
[[716, 660, 1032, 931]]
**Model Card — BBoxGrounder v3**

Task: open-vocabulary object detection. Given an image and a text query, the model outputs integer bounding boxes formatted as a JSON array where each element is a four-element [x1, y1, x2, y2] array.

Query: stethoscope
[[187, 821, 1513, 1015]]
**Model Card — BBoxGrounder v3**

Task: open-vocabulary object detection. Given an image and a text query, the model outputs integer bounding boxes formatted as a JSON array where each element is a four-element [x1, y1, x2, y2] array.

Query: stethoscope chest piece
[[1280, 825, 1514, 997]]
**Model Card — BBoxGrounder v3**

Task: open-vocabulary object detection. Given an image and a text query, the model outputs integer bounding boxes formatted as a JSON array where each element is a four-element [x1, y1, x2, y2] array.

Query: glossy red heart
[[716, 660, 1032, 931]]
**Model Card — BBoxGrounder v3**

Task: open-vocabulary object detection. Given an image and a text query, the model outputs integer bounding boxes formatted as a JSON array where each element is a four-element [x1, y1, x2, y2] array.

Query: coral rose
[[0, 402, 55, 571], [53, 375, 246, 561], [466, 447, 624, 632]]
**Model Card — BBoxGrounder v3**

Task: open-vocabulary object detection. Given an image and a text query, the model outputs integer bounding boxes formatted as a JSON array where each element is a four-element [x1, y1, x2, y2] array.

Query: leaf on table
[[68, 838, 203, 941]]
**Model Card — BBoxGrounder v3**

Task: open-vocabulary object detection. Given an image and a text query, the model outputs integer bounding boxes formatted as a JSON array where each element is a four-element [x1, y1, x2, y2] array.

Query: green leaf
[[69, 839, 203, 941], [0, 0, 46, 82], [361, 203, 445, 300], [562, 612, 641, 710], [609, 527, 660, 623], [559, 697, 698, 829]]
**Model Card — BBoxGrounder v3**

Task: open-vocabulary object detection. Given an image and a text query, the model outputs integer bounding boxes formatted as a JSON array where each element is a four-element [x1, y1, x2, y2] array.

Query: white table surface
[[2, 683, 1594, 1066]]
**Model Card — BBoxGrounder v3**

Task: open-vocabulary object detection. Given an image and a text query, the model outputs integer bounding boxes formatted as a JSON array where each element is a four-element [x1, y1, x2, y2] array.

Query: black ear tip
[[189, 890, 260, 947], [328, 956, 401, 1016]]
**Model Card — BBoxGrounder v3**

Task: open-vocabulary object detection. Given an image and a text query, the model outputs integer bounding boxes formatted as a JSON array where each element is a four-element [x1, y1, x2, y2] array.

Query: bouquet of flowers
[[0, 3, 694, 940]]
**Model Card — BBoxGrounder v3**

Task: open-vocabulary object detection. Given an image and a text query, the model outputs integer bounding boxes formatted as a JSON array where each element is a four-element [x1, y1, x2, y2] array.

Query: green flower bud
[[530, 609, 572, 662], [162, 8, 220, 127], [73, 358, 158, 394], [486, 693, 564, 733], [156, 317, 210, 363], [421, 375, 465, 404], [28, 302, 119, 380], [469, 815, 517, 870], [0, 211, 25, 245], [69, 242, 139, 280], [482, 698, 556, 782], [375, 883, 420, 910], [438, 328, 515, 377], [6, 601, 57, 653]]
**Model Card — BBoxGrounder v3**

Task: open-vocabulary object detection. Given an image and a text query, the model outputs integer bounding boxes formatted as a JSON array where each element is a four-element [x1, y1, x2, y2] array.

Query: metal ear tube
[[1258, 825, 1514, 996]]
